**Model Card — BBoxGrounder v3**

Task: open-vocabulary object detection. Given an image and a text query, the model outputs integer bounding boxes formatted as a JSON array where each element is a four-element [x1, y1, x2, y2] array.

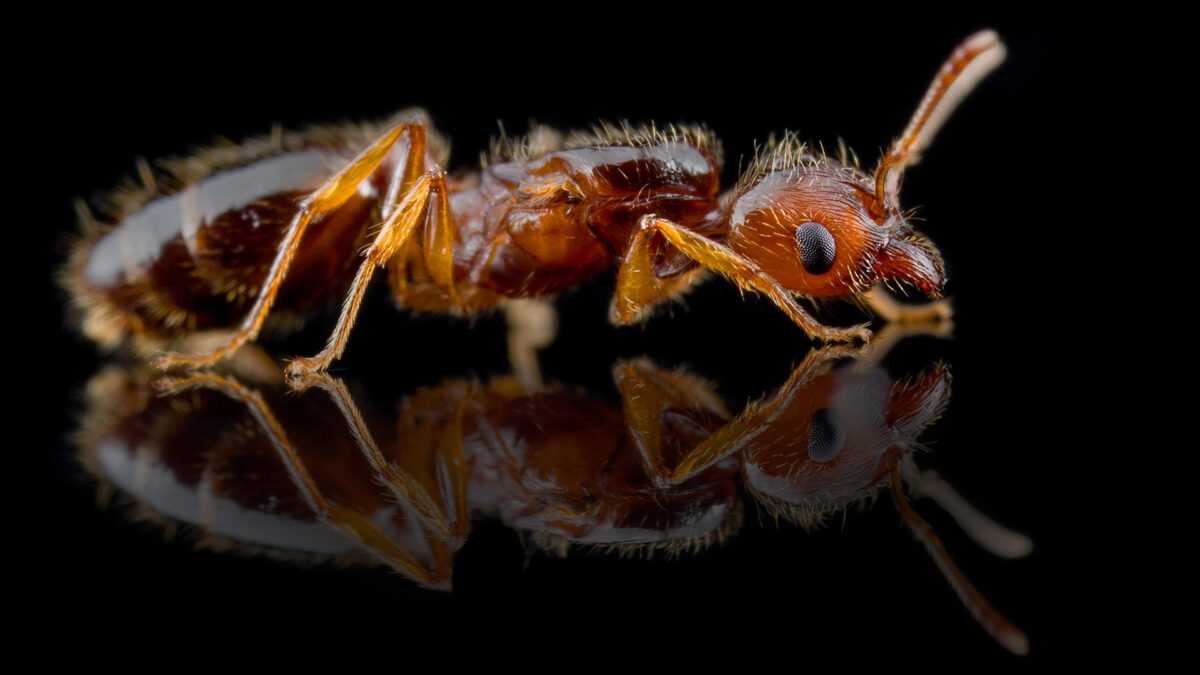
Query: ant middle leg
[[620, 346, 860, 485], [153, 122, 431, 372], [504, 299, 558, 392], [288, 371, 468, 539], [285, 169, 454, 379]]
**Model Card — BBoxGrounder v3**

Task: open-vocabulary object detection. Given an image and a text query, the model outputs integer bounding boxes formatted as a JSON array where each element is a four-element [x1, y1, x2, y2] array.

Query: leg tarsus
[[848, 321, 954, 373], [863, 285, 953, 324], [174, 331, 283, 385]]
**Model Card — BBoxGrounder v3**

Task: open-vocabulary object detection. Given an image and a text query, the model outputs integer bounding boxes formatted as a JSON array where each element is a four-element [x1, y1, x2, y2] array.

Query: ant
[[76, 324, 1031, 654], [64, 31, 1005, 382]]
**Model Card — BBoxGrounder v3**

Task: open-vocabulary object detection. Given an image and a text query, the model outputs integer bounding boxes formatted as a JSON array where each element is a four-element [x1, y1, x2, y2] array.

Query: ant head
[[725, 30, 1005, 301], [725, 136, 946, 299]]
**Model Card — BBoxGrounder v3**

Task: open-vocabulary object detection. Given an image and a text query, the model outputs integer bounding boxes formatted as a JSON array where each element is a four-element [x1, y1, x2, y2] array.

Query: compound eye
[[807, 408, 845, 463], [795, 221, 836, 275]]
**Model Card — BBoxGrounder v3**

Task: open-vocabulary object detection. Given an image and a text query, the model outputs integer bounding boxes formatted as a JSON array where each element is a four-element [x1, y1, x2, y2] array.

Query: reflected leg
[[888, 458, 1030, 655], [619, 346, 861, 485], [153, 371, 447, 584], [288, 371, 468, 539]]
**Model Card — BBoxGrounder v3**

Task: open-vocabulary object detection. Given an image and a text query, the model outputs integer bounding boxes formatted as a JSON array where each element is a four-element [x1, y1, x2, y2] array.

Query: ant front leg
[[153, 122, 429, 372], [613, 216, 871, 343], [902, 460, 1033, 560], [285, 168, 457, 379], [887, 457, 1030, 655], [615, 347, 860, 486], [612, 358, 732, 485], [862, 286, 954, 325], [607, 226, 708, 326]]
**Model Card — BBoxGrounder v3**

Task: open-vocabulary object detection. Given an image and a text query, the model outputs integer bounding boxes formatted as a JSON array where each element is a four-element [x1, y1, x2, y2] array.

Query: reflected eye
[[807, 408, 844, 462], [795, 221, 836, 274]]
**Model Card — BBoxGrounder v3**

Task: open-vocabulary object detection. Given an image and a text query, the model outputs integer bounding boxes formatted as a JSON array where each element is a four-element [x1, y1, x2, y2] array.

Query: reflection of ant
[[76, 324, 1029, 654], [64, 32, 1002, 380]]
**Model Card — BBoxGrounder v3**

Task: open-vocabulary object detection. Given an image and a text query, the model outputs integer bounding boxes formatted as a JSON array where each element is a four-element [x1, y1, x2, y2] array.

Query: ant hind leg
[[153, 371, 449, 584], [153, 122, 426, 372]]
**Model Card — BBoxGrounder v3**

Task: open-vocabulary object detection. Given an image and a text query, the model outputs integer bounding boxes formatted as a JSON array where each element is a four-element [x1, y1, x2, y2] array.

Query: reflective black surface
[[74, 333, 992, 602], [24, 21, 1086, 667]]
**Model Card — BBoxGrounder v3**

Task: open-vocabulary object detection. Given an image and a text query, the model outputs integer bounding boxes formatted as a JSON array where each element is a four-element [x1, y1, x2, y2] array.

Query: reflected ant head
[[741, 356, 952, 527]]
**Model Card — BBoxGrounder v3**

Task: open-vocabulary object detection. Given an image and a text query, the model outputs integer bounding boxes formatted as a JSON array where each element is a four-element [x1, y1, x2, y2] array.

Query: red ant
[[76, 324, 1031, 654], [64, 31, 1005, 382]]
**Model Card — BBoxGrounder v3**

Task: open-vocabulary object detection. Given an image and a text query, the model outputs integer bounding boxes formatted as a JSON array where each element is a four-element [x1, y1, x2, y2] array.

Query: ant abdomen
[[65, 119, 423, 351]]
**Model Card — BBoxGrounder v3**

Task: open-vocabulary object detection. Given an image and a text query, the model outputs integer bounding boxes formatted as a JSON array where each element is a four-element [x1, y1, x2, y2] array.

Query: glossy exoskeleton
[[64, 32, 1005, 380]]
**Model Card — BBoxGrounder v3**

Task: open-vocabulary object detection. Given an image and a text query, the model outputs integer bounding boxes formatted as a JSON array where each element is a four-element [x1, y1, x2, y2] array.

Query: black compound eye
[[807, 408, 845, 463], [795, 221, 836, 275]]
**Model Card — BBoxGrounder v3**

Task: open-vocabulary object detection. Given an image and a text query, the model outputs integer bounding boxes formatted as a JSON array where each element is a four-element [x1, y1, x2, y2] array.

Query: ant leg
[[849, 321, 954, 373], [153, 122, 428, 371], [862, 286, 954, 324], [288, 372, 468, 539], [875, 30, 1006, 209], [607, 223, 709, 325], [174, 331, 283, 385], [153, 371, 451, 585], [285, 170, 451, 378], [888, 458, 1030, 655], [617, 347, 860, 485], [504, 299, 558, 392], [614, 215, 872, 343], [612, 358, 732, 484], [902, 460, 1033, 559]]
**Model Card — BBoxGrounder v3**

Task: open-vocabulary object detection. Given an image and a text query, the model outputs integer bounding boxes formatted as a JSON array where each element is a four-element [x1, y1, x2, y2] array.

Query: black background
[[18, 18, 1098, 669]]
